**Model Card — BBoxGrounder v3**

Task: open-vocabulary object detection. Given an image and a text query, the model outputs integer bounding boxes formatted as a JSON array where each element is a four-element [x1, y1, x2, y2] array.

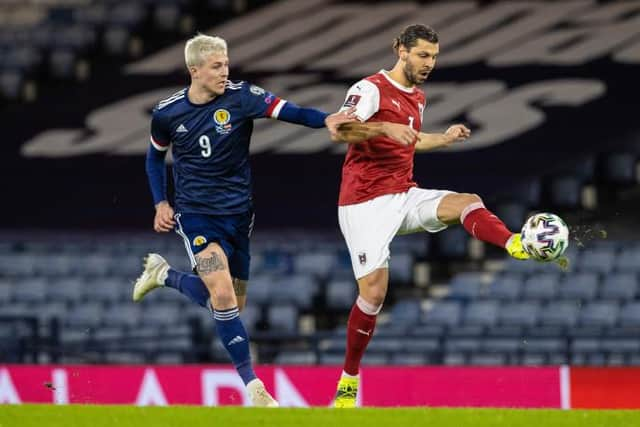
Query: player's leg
[[133, 258, 249, 310], [196, 242, 276, 407], [437, 192, 528, 259], [334, 195, 403, 408], [334, 267, 388, 408]]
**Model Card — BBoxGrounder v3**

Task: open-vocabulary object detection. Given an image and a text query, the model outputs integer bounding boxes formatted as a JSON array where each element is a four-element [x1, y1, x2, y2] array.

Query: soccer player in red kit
[[329, 24, 530, 407]]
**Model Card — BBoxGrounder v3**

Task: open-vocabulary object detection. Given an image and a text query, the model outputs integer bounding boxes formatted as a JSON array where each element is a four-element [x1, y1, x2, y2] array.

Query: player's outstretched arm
[[415, 124, 471, 152], [331, 121, 418, 145]]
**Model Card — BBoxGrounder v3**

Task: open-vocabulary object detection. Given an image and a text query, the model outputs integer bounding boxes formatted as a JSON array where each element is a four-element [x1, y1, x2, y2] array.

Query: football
[[521, 213, 570, 262]]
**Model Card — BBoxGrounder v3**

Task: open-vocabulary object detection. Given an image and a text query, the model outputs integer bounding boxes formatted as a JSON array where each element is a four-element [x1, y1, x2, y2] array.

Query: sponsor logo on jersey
[[391, 99, 401, 110], [193, 235, 207, 246], [343, 94, 361, 108], [250, 85, 265, 96]]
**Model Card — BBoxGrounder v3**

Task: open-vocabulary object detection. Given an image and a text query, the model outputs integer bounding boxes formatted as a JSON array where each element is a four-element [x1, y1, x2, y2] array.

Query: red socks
[[343, 296, 380, 376], [461, 202, 513, 248]]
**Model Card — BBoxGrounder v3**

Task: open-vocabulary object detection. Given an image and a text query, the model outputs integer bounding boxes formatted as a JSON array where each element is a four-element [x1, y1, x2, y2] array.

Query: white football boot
[[132, 253, 169, 302], [247, 378, 279, 407]]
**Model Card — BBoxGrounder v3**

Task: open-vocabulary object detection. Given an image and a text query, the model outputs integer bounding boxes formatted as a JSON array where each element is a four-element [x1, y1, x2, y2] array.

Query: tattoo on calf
[[195, 252, 226, 275]]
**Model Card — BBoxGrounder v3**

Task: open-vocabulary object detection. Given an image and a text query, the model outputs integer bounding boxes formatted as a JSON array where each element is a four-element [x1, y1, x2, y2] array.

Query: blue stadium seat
[[247, 274, 273, 306], [558, 273, 599, 301], [266, 304, 298, 333], [447, 272, 485, 300], [319, 353, 346, 365], [469, 353, 507, 366], [390, 353, 427, 365], [361, 353, 389, 366], [578, 249, 615, 274], [367, 338, 403, 354], [272, 274, 317, 309], [239, 304, 261, 333], [495, 202, 527, 232], [402, 338, 440, 354], [292, 252, 335, 278], [389, 252, 414, 284], [522, 273, 560, 300], [603, 153, 636, 184], [499, 301, 540, 327], [140, 303, 181, 327], [443, 352, 467, 365], [12, 278, 47, 304], [579, 302, 619, 327], [600, 273, 638, 301], [463, 301, 499, 327], [422, 301, 462, 327], [65, 302, 104, 327], [275, 351, 317, 365], [522, 338, 566, 354], [618, 302, 640, 327], [444, 337, 481, 353], [615, 248, 640, 272], [481, 338, 520, 354], [390, 299, 421, 326], [487, 275, 523, 301], [47, 277, 86, 303], [550, 176, 582, 208], [539, 301, 580, 327], [435, 227, 468, 259], [325, 279, 357, 310]]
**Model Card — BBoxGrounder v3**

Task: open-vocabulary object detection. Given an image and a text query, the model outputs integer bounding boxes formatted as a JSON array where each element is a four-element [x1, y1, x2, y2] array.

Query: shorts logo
[[358, 252, 367, 265], [213, 109, 232, 134], [343, 94, 361, 108], [193, 235, 207, 246]]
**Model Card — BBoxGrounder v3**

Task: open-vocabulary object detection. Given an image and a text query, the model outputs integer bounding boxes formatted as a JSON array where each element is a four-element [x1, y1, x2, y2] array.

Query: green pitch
[[1, 405, 638, 427]]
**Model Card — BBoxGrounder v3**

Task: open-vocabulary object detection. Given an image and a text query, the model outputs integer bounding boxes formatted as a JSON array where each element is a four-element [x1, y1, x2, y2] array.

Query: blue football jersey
[[149, 81, 285, 215]]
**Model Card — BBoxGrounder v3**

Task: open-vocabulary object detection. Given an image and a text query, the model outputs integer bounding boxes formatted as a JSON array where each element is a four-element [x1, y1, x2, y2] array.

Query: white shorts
[[338, 187, 452, 279]]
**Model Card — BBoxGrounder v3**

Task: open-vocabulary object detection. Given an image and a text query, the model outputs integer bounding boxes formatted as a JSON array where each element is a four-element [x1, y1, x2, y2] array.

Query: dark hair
[[393, 24, 439, 53]]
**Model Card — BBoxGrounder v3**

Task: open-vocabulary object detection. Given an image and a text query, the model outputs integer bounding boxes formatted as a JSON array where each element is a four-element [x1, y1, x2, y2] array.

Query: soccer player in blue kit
[[133, 34, 355, 406]]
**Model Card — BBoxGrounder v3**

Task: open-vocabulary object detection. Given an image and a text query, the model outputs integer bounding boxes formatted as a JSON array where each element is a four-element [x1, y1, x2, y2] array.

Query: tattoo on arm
[[233, 279, 247, 296], [195, 252, 227, 275]]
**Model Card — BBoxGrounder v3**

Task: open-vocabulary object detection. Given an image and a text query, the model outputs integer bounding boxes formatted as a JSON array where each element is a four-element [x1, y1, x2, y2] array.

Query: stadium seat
[[292, 252, 335, 278], [402, 338, 440, 354], [495, 202, 527, 232], [603, 152, 636, 184], [577, 249, 615, 274], [102, 305, 141, 328], [522, 273, 560, 300], [600, 273, 638, 301], [389, 299, 422, 326], [389, 251, 414, 284], [367, 338, 403, 354], [442, 352, 467, 365], [618, 302, 640, 327], [469, 353, 507, 366], [579, 302, 619, 327], [444, 337, 481, 353], [274, 351, 317, 365], [46, 277, 86, 303], [558, 273, 599, 301], [266, 304, 298, 333], [550, 176, 582, 208], [318, 353, 345, 365], [422, 301, 462, 327], [390, 353, 427, 365], [361, 352, 388, 365], [539, 301, 580, 327], [447, 272, 486, 300], [12, 278, 47, 303], [325, 279, 357, 310], [487, 275, 523, 301], [434, 227, 469, 259], [481, 338, 521, 354], [463, 301, 500, 327], [615, 248, 640, 272], [272, 274, 317, 309], [498, 301, 540, 327]]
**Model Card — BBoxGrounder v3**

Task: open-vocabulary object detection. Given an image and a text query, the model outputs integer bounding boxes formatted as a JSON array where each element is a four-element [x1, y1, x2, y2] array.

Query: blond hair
[[184, 34, 227, 68]]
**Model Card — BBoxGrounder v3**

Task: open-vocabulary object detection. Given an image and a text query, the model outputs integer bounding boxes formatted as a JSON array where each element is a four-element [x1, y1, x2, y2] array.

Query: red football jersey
[[338, 71, 426, 206]]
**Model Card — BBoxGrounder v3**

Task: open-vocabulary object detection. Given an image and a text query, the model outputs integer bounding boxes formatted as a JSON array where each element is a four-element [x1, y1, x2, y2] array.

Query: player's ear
[[399, 45, 409, 61]]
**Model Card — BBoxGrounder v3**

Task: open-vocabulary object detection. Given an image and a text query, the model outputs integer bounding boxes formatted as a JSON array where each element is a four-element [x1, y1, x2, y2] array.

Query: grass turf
[[1, 405, 638, 427]]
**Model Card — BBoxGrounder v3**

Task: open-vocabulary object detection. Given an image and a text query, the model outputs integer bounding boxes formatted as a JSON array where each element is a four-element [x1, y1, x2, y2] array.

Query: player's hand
[[154, 201, 176, 232], [444, 124, 471, 143], [382, 122, 419, 146], [326, 107, 357, 140]]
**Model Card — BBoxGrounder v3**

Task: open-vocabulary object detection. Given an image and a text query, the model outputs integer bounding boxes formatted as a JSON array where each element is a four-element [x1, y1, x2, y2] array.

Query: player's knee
[[461, 193, 483, 205], [210, 283, 237, 308]]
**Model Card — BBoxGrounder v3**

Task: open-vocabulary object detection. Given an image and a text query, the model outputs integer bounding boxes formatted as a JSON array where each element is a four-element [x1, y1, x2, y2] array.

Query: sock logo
[[227, 335, 245, 346], [356, 329, 371, 336]]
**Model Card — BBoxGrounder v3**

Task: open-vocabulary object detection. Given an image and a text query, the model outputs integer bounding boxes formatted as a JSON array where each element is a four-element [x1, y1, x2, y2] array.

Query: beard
[[403, 61, 428, 86]]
